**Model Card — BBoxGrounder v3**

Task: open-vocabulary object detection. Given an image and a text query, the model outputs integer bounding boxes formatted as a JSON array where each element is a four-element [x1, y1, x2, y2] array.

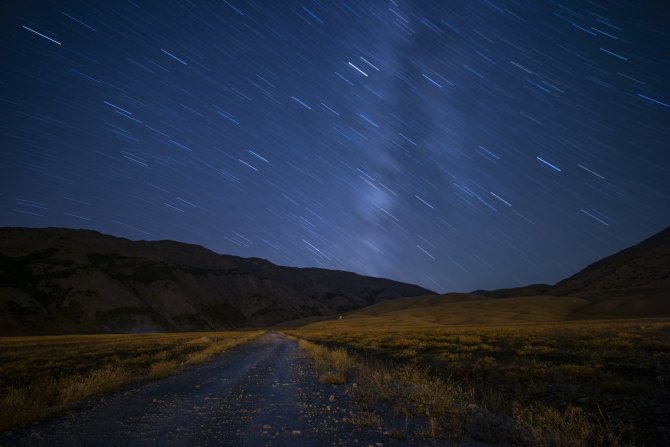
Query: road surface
[[0, 332, 386, 447]]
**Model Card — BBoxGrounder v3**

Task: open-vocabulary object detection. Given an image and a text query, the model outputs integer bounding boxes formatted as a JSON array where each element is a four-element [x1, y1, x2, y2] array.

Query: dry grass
[[148, 360, 179, 379], [297, 339, 354, 384], [357, 362, 470, 441], [288, 319, 670, 446], [60, 365, 129, 402], [511, 403, 593, 447], [0, 330, 263, 432], [294, 335, 471, 441]]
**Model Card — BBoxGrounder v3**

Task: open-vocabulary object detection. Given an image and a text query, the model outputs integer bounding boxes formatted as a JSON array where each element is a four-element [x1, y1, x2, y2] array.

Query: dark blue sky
[[1, 0, 668, 292]]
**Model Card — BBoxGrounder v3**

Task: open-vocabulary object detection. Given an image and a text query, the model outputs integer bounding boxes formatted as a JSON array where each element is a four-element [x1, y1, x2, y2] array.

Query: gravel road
[[0, 332, 387, 447]]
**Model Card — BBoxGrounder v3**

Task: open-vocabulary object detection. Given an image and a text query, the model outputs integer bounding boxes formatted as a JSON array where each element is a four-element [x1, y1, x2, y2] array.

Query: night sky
[[1, 1, 669, 293]]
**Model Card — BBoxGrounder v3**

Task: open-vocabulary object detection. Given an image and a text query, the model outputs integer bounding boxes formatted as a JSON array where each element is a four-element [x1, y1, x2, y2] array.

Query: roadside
[[0, 330, 262, 432], [0, 332, 401, 446]]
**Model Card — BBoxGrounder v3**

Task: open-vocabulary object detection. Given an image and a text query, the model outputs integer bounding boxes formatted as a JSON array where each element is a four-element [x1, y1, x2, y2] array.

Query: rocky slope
[[0, 227, 433, 335]]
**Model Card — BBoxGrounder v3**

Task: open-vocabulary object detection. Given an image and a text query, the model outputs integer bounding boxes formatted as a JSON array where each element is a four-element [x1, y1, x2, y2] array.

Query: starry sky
[[1, 1, 669, 293]]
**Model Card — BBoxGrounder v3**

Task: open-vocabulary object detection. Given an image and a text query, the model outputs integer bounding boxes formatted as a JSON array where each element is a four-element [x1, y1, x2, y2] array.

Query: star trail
[[1, 1, 668, 292]]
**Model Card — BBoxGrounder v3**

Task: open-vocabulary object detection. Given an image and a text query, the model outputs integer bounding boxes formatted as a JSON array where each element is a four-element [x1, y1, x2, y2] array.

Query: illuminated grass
[[297, 339, 354, 384], [289, 319, 670, 446], [0, 331, 263, 432]]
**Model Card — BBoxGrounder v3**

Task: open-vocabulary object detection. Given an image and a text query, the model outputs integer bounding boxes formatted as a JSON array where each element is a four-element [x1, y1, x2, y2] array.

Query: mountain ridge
[[0, 227, 433, 335]]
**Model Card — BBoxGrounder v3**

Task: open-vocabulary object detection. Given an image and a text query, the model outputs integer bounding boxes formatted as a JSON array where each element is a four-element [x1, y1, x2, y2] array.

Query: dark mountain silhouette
[[550, 226, 670, 298], [0, 227, 434, 335], [474, 226, 669, 306]]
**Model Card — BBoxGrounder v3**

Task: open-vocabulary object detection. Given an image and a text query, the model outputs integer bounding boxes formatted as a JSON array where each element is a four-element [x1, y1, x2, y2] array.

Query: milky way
[[1, 1, 669, 292]]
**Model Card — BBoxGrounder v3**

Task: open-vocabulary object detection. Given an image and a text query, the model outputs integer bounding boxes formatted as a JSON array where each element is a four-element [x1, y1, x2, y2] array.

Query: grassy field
[[288, 319, 670, 446], [0, 330, 263, 432]]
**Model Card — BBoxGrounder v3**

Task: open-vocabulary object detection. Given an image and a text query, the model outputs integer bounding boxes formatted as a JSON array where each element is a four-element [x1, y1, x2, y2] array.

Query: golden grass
[[0, 330, 263, 432], [288, 319, 670, 446], [294, 336, 471, 441], [300, 293, 591, 329], [60, 365, 129, 402], [148, 360, 179, 379], [297, 339, 354, 384], [360, 362, 470, 440]]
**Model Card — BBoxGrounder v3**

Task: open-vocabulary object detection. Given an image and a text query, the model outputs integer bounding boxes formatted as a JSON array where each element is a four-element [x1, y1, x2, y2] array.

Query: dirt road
[[0, 332, 385, 447]]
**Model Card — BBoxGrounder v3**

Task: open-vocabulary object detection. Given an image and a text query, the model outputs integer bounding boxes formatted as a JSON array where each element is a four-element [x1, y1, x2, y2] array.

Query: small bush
[[61, 365, 128, 403], [148, 360, 179, 379], [298, 340, 353, 384], [511, 403, 593, 447]]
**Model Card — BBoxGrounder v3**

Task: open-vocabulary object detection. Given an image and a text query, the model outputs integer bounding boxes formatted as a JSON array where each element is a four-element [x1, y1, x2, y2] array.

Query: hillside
[[0, 227, 433, 335], [550, 226, 670, 297], [302, 227, 670, 330]]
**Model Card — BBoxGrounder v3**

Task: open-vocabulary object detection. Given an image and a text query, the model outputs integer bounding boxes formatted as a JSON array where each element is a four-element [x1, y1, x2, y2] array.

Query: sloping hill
[[302, 227, 670, 330], [0, 227, 433, 335], [300, 293, 595, 330], [550, 226, 670, 298]]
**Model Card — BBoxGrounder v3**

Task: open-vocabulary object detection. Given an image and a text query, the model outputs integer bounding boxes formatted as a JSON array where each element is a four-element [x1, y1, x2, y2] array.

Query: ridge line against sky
[[1, 0, 668, 292]]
